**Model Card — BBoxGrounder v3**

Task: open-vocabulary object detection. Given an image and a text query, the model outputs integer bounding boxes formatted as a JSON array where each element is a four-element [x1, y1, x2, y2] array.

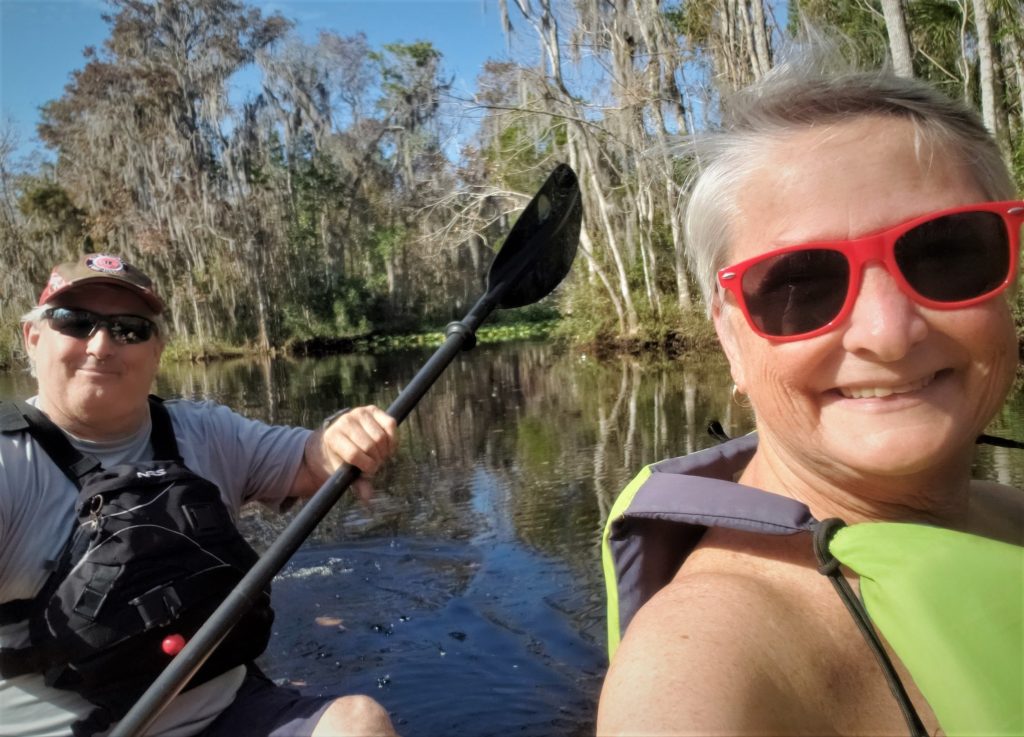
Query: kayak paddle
[[110, 163, 582, 737]]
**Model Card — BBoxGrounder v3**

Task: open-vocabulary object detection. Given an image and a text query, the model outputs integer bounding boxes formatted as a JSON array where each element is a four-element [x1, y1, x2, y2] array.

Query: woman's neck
[[739, 435, 974, 531]]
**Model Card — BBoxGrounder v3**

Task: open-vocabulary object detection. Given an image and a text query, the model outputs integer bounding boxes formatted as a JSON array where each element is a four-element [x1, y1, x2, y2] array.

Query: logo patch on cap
[[46, 273, 67, 293], [85, 254, 126, 274]]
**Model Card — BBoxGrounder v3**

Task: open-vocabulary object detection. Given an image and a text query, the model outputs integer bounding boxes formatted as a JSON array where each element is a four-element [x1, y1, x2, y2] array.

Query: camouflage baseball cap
[[38, 253, 165, 314]]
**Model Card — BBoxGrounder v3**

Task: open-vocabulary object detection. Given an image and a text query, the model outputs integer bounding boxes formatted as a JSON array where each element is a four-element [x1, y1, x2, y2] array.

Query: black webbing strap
[[0, 401, 100, 488], [0, 397, 181, 486], [813, 518, 928, 737], [0, 401, 98, 636], [147, 395, 182, 462]]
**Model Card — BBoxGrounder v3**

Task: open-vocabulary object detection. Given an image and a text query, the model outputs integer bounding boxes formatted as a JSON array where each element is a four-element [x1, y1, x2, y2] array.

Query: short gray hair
[[19, 305, 49, 327], [682, 60, 1016, 312]]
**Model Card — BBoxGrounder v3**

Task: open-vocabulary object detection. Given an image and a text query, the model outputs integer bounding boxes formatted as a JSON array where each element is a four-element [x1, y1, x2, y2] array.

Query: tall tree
[[970, 0, 1002, 146], [38, 0, 291, 347], [881, 0, 915, 76]]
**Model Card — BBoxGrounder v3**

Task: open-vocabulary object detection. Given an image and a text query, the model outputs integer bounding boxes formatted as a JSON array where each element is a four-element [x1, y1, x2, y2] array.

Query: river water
[[3, 341, 1022, 736]]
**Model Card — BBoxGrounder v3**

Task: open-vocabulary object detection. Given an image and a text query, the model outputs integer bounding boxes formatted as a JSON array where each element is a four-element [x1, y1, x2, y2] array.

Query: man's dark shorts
[[197, 667, 334, 737]]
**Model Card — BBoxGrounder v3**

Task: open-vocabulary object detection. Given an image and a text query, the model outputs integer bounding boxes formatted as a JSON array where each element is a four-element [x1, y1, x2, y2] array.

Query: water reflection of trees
[[155, 344, 749, 570], [973, 400, 1024, 488], [152, 347, 1024, 570], [9, 343, 1021, 560], [504, 350, 744, 570]]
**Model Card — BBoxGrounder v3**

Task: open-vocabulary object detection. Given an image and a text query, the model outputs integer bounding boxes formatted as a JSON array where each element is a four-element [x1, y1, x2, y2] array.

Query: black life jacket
[[0, 397, 275, 737]]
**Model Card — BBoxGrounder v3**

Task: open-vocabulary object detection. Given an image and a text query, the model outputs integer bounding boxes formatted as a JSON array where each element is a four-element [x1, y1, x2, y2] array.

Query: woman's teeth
[[839, 375, 934, 399]]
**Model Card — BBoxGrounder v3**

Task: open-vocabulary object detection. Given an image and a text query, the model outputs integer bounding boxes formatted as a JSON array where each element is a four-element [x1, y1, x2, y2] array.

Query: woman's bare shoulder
[[597, 559, 830, 736]]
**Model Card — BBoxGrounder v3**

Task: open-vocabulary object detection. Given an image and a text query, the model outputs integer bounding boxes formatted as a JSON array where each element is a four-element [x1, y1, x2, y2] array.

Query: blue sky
[[0, 0, 521, 161]]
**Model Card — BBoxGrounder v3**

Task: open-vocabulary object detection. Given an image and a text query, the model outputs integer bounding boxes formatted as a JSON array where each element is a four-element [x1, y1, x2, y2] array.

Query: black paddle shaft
[[110, 164, 581, 737]]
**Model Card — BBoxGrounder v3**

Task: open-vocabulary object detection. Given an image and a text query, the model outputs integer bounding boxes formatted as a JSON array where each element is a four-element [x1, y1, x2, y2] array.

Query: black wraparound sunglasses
[[43, 307, 157, 345]]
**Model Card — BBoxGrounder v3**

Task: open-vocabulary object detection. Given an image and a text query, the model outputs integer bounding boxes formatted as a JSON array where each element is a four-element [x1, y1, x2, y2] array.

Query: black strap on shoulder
[[147, 395, 182, 462], [813, 519, 928, 737], [1, 397, 182, 483], [2, 401, 100, 488]]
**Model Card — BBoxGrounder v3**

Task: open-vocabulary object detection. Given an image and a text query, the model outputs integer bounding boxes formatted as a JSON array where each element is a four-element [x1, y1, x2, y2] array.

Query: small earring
[[731, 385, 751, 409]]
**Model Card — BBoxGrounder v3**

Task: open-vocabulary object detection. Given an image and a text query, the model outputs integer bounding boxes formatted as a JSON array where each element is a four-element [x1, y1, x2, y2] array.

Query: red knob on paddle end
[[161, 634, 186, 656]]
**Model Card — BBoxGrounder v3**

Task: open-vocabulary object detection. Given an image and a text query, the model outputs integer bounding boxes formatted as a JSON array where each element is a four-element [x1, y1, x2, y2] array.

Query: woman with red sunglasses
[[598, 59, 1022, 736]]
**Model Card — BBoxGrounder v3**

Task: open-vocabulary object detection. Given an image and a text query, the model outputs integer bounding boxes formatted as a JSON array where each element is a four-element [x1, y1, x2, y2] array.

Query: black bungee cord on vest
[[812, 519, 929, 737]]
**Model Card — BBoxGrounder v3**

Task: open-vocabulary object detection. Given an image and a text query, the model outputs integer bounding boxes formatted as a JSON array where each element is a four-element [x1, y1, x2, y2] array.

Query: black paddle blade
[[487, 163, 582, 309]]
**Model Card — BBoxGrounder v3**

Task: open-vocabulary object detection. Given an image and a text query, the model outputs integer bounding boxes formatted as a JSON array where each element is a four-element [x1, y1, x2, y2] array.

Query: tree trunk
[[720, 0, 739, 88], [636, 184, 662, 318], [577, 229, 627, 335], [737, 0, 759, 80], [881, 0, 915, 77], [972, 0, 1006, 154], [649, 91, 693, 311], [1006, 31, 1024, 132], [188, 281, 206, 348], [254, 273, 272, 354], [749, 0, 773, 78], [959, 0, 973, 103], [578, 139, 639, 335]]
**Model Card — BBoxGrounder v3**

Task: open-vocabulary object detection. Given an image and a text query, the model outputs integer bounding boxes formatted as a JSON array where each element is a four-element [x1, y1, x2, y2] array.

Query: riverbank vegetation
[[1, 0, 1022, 372], [160, 314, 565, 363]]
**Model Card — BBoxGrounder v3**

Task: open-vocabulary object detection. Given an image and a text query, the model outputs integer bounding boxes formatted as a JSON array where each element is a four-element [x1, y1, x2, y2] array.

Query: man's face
[[24, 284, 164, 437]]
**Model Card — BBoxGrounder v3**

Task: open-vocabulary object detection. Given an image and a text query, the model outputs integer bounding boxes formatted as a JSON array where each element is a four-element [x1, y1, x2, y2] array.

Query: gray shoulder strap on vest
[[606, 434, 817, 644]]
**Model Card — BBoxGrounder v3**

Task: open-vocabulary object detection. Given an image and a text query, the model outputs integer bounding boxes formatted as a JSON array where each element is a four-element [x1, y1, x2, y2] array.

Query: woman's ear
[[712, 299, 747, 392]]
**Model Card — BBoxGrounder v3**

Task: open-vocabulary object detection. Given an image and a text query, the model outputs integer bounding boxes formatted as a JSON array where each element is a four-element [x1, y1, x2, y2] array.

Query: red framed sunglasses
[[717, 200, 1023, 341]]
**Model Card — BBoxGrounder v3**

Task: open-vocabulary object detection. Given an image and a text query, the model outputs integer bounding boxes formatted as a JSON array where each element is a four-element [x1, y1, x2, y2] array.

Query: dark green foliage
[[18, 181, 87, 252]]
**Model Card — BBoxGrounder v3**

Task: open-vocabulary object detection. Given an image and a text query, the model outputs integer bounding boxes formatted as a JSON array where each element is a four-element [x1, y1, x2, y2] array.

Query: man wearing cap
[[0, 254, 400, 736]]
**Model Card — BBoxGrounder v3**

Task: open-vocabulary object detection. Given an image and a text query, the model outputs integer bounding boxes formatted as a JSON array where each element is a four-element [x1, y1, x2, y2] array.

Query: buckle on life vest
[[131, 585, 184, 629], [72, 564, 121, 620]]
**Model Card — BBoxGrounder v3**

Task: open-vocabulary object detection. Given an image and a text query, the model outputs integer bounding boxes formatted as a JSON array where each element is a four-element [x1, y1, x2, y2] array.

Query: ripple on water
[[258, 536, 605, 737]]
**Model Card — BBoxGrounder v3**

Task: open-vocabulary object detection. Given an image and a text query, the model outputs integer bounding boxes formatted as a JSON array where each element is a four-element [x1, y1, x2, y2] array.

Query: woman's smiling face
[[713, 116, 1017, 482]]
